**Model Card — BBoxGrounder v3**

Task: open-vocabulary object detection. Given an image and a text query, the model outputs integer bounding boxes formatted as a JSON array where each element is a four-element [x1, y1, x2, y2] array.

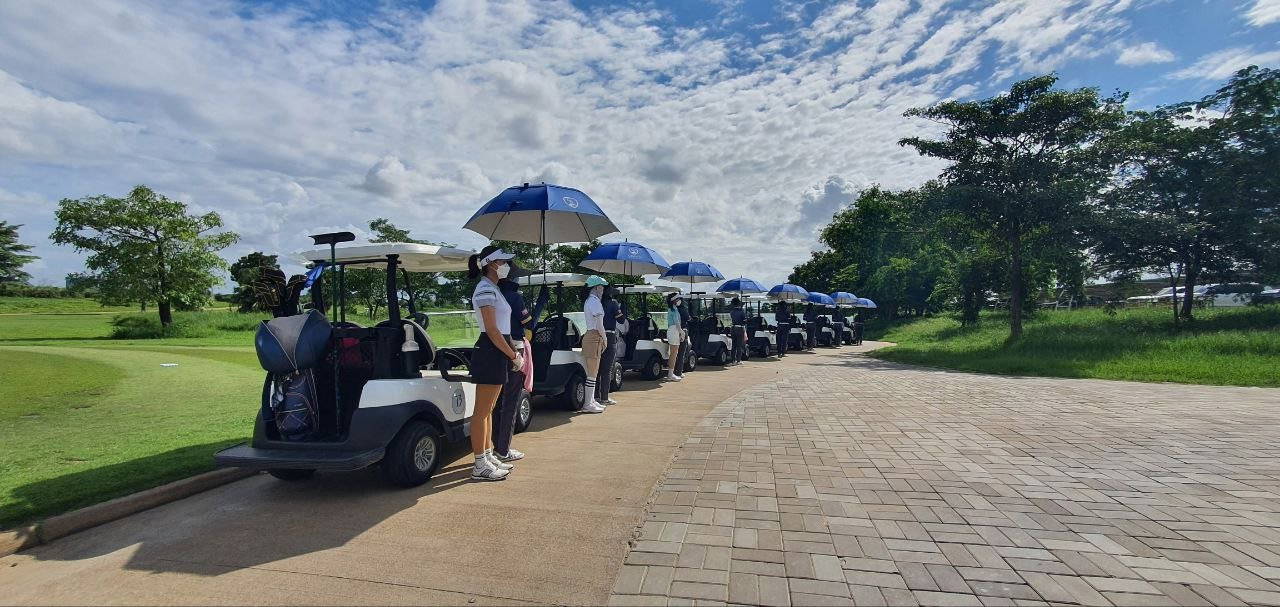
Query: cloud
[[0, 0, 1167, 287], [1116, 42, 1175, 66], [787, 175, 864, 238], [1243, 0, 1280, 27], [1168, 46, 1280, 80]]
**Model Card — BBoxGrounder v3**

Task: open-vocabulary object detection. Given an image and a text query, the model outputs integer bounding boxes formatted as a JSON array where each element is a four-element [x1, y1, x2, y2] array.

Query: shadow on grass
[[2, 441, 242, 531]]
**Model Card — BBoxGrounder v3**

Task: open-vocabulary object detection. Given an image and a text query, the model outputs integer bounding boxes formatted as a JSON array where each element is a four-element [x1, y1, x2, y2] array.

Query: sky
[[2, 0, 1278, 290]]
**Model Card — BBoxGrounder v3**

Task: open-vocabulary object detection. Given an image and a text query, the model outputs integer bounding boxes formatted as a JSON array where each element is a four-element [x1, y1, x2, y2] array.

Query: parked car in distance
[[1126, 287, 1176, 306], [1197, 283, 1270, 307], [1252, 288, 1280, 305]]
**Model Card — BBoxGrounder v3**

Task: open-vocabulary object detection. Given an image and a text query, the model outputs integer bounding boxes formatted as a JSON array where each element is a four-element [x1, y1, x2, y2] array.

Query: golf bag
[[255, 310, 333, 440]]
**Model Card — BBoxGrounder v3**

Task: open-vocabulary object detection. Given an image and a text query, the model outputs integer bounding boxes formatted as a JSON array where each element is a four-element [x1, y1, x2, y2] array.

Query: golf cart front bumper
[[215, 443, 385, 471]]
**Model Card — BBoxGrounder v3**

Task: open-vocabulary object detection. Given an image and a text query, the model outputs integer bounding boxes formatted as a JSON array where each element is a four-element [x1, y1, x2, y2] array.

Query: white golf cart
[[516, 273, 622, 409], [687, 293, 735, 365], [743, 294, 778, 357], [615, 284, 680, 379], [214, 237, 523, 487]]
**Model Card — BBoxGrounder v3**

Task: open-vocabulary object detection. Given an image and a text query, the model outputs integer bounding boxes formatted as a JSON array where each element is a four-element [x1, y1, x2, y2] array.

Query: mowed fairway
[[0, 312, 265, 528]]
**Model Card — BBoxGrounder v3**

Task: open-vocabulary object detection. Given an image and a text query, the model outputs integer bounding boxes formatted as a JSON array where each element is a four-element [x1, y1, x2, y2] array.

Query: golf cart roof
[[298, 242, 474, 272], [617, 284, 680, 294], [517, 272, 591, 287]]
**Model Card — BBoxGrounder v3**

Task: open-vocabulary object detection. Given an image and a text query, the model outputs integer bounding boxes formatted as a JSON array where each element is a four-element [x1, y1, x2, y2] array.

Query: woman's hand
[[511, 350, 524, 371]]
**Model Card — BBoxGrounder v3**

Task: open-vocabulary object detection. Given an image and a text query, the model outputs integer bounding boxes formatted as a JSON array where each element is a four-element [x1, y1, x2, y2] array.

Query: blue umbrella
[[580, 241, 671, 276], [661, 261, 724, 292], [717, 277, 766, 295], [806, 292, 836, 306], [856, 297, 877, 309], [768, 283, 809, 301], [464, 182, 619, 245], [831, 291, 858, 305]]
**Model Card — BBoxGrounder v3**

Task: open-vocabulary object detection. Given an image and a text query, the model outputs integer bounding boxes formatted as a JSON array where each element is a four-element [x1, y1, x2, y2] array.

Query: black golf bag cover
[[255, 310, 332, 374], [254, 311, 333, 440]]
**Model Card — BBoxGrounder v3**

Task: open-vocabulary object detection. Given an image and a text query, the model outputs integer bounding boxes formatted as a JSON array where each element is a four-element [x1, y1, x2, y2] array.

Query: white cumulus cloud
[[1116, 42, 1175, 66]]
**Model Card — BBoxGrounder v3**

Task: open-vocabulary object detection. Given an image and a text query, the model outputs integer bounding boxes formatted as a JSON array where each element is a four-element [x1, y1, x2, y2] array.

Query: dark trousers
[[493, 366, 524, 455], [676, 335, 691, 370], [853, 323, 864, 345], [730, 326, 746, 363], [776, 322, 789, 356], [806, 322, 817, 349], [596, 331, 618, 401]]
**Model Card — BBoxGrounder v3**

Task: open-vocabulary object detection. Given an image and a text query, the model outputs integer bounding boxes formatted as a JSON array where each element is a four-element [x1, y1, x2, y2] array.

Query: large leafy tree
[[900, 74, 1126, 339], [1094, 66, 1279, 320], [50, 186, 238, 325], [0, 220, 38, 284]]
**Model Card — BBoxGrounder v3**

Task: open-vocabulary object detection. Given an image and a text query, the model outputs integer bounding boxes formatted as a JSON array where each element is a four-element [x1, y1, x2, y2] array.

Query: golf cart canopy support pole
[[386, 254, 401, 323]]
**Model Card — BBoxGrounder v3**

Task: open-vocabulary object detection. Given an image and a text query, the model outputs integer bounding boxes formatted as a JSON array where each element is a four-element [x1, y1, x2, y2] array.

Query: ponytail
[[467, 254, 482, 280]]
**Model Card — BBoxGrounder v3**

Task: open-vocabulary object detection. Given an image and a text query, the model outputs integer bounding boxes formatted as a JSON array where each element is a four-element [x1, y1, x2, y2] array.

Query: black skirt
[[471, 334, 510, 385]]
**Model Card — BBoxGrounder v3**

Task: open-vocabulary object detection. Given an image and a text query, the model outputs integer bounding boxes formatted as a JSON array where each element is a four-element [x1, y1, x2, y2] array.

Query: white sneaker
[[668, 374, 683, 382], [604, 398, 618, 405], [471, 458, 509, 481], [580, 402, 606, 414], [497, 448, 524, 462], [487, 451, 513, 470]]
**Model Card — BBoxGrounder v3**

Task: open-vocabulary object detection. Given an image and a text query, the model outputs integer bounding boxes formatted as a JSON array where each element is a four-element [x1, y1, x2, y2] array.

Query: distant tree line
[[790, 66, 1279, 339]]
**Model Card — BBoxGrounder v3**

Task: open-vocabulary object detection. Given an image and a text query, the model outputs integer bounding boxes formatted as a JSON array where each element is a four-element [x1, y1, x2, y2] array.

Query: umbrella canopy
[[768, 283, 809, 301], [464, 182, 618, 245], [806, 292, 836, 306], [856, 297, 878, 309], [717, 277, 766, 295], [661, 261, 724, 292], [831, 291, 858, 305], [579, 241, 671, 276]]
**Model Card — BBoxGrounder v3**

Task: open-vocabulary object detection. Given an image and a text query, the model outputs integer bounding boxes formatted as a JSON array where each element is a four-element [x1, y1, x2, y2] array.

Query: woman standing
[[579, 275, 609, 413], [467, 246, 521, 481], [665, 293, 684, 381], [595, 285, 623, 406], [492, 270, 548, 463]]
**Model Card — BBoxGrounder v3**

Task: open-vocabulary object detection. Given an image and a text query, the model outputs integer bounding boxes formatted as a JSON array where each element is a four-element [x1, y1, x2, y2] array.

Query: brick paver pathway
[[610, 348, 1280, 606]]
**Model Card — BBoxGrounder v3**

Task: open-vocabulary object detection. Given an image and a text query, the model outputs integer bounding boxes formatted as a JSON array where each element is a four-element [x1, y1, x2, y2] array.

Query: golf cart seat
[[624, 317, 647, 358], [532, 316, 574, 377]]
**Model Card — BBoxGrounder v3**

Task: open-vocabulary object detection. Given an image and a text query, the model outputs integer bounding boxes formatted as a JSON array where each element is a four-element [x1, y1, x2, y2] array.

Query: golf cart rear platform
[[215, 444, 385, 470]]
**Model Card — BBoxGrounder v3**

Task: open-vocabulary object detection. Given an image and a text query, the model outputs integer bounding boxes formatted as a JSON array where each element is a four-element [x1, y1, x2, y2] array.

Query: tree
[[50, 185, 238, 325], [1094, 66, 1279, 320], [228, 252, 280, 312], [900, 74, 1126, 339], [0, 220, 38, 284]]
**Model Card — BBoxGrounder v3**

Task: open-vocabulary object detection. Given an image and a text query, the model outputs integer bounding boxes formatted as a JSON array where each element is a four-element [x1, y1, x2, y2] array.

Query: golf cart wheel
[[381, 419, 443, 487], [611, 361, 623, 392], [684, 351, 697, 372], [562, 372, 587, 411], [515, 389, 533, 433], [714, 346, 729, 365], [640, 354, 662, 380], [268, 469, 315, 481]]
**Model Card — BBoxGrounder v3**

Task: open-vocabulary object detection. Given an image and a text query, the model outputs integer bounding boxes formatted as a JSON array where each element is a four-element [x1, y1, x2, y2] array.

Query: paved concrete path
[[0, 349, 806, 605], [610, 349, 1280, 606]]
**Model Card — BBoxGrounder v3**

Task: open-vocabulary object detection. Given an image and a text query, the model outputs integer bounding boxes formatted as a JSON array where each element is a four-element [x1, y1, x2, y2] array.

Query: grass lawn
[[0, 297, 137, 315], [0, 303, 479, 529], [870, 305, 1280, 387]]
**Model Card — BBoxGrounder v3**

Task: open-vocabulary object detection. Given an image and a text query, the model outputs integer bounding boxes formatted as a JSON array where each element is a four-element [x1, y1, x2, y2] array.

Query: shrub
[[109, 310, 269, 339]]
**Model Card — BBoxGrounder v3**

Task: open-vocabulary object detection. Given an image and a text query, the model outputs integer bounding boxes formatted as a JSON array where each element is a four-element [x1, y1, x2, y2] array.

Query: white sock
[[584, 379, 596, 397]]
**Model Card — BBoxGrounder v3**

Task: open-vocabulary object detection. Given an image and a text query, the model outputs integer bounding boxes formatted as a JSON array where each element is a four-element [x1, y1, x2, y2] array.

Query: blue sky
[[1, 0, 1277, 288]]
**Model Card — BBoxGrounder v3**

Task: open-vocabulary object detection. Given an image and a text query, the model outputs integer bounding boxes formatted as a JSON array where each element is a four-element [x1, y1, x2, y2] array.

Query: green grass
[[871, 306, 1280, 387], [0, 296, 136, 314], [0, 304, 476, 529]]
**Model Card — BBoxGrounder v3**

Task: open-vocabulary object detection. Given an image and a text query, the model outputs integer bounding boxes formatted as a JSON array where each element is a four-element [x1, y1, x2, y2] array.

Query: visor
[[479, 249, 516, 267]]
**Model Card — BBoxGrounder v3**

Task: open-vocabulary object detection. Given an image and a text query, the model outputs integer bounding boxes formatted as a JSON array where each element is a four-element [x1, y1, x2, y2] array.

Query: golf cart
[[833, 305, 855, 345], [741, 294, 777, 357], [214, 237, 512, 487], [687, 293, 735, 365], [517, 273, 622, 409], [614, 284, 680, 379]]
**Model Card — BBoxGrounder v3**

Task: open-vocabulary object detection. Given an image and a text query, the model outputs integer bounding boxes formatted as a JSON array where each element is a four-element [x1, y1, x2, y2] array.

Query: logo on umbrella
[[562, 196, 580, 209], [628, 248, 641, 257]]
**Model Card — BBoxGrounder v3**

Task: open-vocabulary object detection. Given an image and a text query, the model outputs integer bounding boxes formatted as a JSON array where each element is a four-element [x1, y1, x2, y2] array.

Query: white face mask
[[495, 263, 511, 279]]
